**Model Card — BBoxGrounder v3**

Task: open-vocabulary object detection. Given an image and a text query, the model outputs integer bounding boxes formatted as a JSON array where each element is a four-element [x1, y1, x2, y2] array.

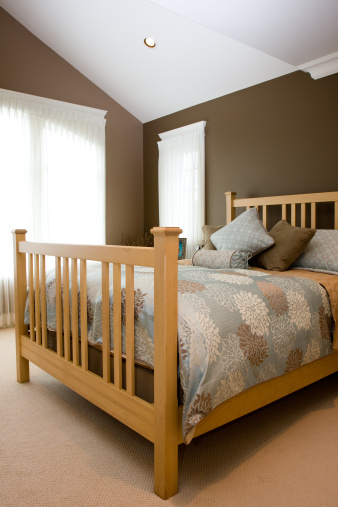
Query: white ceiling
[[1, 0, 338, 123]]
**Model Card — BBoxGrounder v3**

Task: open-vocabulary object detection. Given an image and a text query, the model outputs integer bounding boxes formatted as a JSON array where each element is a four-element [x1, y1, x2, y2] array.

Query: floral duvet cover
[[25, 264, 334, 443]]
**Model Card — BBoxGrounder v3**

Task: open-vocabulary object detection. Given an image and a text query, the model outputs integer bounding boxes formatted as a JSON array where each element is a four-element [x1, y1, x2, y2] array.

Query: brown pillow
[[252, 220, 316, 271], [202, 224, 224, 250]]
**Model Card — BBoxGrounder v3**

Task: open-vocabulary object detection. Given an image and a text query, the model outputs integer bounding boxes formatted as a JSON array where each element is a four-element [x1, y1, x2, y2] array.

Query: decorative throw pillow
[[202, 224, 224, 250], [291, 229, 338, 274], [210, 207, 274, 255], [192, 249, 251, 269], [252, 220, 316, 271]]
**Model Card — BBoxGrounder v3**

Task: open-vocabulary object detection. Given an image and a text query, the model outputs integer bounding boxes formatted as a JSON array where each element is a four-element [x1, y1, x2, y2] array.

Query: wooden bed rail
[[13, 227, 182, 500], [225, 190, 338, 229]]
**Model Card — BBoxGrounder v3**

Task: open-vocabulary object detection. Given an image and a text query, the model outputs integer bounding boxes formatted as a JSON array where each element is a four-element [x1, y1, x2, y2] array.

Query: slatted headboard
[[225, 191, 338, 230]]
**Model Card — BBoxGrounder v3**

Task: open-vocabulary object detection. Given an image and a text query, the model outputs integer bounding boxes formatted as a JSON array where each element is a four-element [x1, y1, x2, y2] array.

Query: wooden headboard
[[225, 191, 338, 230]]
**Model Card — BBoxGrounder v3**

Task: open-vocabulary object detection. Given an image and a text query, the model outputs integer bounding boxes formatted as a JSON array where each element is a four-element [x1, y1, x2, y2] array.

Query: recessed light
[[144, 37, 156, 48]]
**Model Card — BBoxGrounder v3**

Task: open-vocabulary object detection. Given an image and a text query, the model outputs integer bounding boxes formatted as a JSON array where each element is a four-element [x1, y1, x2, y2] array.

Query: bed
[[13, 190, 338, 499]]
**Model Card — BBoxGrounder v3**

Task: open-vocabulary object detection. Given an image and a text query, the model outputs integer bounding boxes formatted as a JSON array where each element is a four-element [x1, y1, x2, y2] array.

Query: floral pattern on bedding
[[25, 264, 334, 443], [176, 267, 333, 441]]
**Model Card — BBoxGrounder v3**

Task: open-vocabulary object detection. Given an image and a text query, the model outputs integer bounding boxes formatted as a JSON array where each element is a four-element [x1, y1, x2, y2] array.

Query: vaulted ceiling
[[1, 0, 338, 123]]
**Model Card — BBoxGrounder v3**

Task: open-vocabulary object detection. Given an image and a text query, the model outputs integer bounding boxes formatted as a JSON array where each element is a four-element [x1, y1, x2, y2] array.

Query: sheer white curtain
[[158, 121, 206, 259], [0, 88, 106, 327]]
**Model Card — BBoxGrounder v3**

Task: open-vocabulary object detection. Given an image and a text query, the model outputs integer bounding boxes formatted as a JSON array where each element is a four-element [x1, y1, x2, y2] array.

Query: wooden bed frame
[[13, 190, 338, 500]]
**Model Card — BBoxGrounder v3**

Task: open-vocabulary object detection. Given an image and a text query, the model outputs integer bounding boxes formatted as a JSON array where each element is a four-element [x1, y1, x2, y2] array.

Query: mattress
[[45, 330, 155, 403]]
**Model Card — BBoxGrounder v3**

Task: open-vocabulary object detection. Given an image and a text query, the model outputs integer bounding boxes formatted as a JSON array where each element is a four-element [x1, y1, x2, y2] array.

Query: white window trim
[[0, 88, 107, 125], [159, 120, 206, 140]]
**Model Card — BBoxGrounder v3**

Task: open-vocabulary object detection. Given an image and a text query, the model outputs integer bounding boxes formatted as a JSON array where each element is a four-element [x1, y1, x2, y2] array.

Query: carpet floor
[[1, 327, 338, 507]]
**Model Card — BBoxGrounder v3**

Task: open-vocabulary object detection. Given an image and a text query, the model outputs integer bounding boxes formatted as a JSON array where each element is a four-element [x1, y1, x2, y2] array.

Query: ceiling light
[[144, 37, 156, 48]]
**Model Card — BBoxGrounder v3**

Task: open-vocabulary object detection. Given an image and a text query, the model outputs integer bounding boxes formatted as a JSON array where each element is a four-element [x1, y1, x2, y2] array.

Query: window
[[158, 121, 206, 258], [0, 89, 106, 327]]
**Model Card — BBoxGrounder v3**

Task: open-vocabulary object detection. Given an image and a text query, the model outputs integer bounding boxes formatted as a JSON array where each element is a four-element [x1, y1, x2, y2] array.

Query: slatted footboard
[[12, 227, 182, 500]]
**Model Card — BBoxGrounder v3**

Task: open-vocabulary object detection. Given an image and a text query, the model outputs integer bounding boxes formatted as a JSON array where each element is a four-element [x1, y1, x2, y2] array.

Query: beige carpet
[[1, 328, 338, 507]]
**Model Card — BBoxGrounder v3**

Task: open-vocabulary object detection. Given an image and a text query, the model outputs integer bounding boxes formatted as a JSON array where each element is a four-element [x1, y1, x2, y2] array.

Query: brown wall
[[144, 71, 338, 232], [0, 7, 143, 245]]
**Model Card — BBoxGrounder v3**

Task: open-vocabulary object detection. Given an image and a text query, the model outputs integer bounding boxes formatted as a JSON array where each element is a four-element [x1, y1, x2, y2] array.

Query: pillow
[[252, 220, 316, 271], [192, 249, 251, 269], [210, 207, 275, 255], [202, 224, 224, 250], [291, 230, 338, 274]]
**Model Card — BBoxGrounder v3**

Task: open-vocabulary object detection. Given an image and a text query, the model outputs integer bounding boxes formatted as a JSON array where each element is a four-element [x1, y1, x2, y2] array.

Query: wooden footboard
[[12, 227, 182, 500]]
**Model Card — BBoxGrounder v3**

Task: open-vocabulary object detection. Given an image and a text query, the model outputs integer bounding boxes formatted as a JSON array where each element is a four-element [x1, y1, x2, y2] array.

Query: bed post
[[225, 191, 237, 224], [151, 226, 182, 499], [12, 229, 29, 383]]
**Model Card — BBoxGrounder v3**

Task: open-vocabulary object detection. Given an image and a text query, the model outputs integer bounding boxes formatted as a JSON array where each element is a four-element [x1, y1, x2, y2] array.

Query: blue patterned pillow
[[192, 249, 251, 269], [291, 230, 338, 274], [210, 207, 274, 255]]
